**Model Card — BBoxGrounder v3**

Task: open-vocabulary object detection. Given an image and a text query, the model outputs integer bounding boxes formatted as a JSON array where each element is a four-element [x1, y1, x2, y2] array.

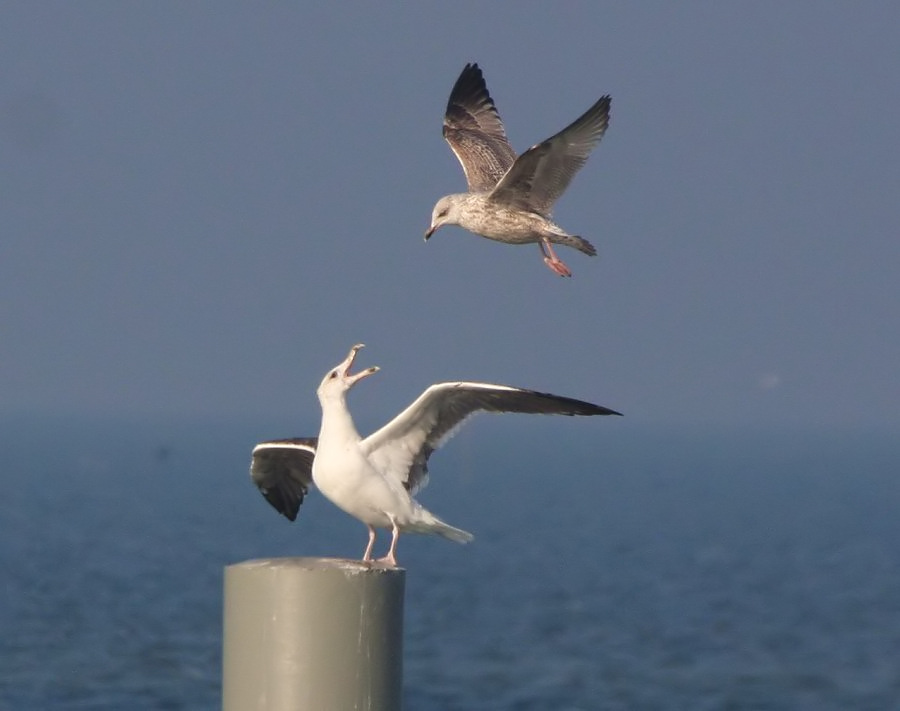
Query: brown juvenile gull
[[250, 343, 622, 567], [425, 62, 612, 277]]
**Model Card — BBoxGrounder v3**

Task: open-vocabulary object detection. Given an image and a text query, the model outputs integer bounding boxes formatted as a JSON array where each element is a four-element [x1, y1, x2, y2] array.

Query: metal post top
[[226, 556, 405, 577]]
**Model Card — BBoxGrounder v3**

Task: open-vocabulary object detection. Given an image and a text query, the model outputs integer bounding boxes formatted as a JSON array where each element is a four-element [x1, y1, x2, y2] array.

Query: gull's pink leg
[[376, 517, 400, 567], [539, 239, 573, 277], [362, 525, 377, 561]]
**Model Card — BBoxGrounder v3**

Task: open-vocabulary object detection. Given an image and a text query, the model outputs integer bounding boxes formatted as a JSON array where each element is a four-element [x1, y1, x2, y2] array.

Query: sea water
[[1, 416, 898, 710]]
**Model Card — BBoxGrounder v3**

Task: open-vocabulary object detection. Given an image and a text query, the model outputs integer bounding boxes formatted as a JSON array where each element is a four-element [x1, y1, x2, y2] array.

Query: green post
[[223, 558, 405, 710]]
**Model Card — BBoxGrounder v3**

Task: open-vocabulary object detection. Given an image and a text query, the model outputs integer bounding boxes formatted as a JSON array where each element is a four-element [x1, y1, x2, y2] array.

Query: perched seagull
[[425, 62, 612, 277], [251, 344, 622, 567]]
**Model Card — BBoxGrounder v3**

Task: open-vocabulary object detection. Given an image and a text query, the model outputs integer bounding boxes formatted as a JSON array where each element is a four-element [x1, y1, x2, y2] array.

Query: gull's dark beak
[[424, 225, 436, 241]]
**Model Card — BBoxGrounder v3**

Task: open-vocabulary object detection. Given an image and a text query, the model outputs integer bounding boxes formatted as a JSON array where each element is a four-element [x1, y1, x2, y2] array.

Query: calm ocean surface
[[1, 415, 898, 710]]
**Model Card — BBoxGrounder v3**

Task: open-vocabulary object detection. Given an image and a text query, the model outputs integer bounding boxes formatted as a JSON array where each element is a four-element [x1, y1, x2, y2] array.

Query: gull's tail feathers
[[404, 510, 474, 544], [565, 234, 597, 256]]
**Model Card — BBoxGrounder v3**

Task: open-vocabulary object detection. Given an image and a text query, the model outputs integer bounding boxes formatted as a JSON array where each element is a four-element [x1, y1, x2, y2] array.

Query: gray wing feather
[[442, 63, 517, 192], [250, 438, 317, 521], [489, 95, 611, 215], [361, 382, 621, 494]]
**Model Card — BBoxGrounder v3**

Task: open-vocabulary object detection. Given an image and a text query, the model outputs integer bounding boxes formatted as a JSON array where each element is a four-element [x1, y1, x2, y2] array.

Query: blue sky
[[1, 3, 898, 432]]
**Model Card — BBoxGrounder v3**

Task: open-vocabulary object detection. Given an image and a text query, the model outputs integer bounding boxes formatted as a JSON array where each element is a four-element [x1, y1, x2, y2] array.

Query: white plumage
[[251, 344, 621, 566]]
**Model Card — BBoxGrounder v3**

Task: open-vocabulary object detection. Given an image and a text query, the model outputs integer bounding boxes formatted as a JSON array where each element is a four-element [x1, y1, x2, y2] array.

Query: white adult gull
[[425, 62, 612, 277], [251, 344, 622, 567]]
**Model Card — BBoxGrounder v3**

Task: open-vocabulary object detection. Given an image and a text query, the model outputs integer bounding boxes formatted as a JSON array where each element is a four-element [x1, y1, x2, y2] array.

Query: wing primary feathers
[[442, 63, 517, 192], [250, 438, 317, 521]]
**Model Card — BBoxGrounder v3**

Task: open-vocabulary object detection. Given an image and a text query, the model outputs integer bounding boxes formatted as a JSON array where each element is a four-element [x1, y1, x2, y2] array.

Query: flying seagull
[[251, 344, 622, 567], [425, 62, 611, 277]]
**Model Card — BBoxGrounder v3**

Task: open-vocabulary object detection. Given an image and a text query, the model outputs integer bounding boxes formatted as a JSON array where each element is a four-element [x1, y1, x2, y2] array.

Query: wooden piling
[[222, 557, 405, 711]]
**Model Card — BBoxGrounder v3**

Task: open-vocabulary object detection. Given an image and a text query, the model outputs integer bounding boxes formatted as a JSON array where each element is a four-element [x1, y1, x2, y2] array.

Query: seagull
[[425, 62, 611, 277], [251, 344, 622, 567]]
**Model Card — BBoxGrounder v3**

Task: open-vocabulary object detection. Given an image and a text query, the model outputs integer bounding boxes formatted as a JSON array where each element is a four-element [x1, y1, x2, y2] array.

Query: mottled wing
[[250, 438, 317, 521], [442, 63, 517, 192], [489, 96, 611, 215], [360, 382, 621, 493]]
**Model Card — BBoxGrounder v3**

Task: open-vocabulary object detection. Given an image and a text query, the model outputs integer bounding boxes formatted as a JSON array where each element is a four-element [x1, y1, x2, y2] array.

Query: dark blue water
[[1, 416, 898, 710]]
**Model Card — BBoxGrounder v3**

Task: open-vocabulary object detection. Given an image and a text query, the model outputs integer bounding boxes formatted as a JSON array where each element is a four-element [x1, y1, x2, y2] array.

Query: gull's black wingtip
[[263, 489, 301, 521], [254, 476, 304, 521], [591, 404, 623, 417], [451, 62, 487, 98]]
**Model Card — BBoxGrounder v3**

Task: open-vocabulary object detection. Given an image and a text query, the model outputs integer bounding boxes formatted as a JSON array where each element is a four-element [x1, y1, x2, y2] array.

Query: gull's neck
[[317, 395, 361, 445]]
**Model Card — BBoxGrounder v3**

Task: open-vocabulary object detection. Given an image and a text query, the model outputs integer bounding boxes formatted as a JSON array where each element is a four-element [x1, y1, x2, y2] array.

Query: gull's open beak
[[342, 344, 379, 384]]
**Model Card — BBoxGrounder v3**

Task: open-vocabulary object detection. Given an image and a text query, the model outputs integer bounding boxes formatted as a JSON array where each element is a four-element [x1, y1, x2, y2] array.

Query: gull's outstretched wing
[[489, 96, 611, 215], [361, 382, 621, 493], [442, 63, 517, 192], [250, 438, 317, 521]]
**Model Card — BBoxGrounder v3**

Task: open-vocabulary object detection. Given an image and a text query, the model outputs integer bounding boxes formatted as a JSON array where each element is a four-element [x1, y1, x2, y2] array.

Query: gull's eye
[[438, 209, 448, 218], [329, 370, 338, 379]]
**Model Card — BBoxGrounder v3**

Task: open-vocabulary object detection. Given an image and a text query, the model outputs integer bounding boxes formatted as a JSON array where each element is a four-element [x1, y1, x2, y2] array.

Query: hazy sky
[[2, 3, 898, 432]]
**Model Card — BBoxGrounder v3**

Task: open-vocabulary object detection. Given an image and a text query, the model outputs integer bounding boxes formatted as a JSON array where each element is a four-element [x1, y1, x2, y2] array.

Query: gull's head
[[424, 195, 463, 240], [316, 343, 379, 403]]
